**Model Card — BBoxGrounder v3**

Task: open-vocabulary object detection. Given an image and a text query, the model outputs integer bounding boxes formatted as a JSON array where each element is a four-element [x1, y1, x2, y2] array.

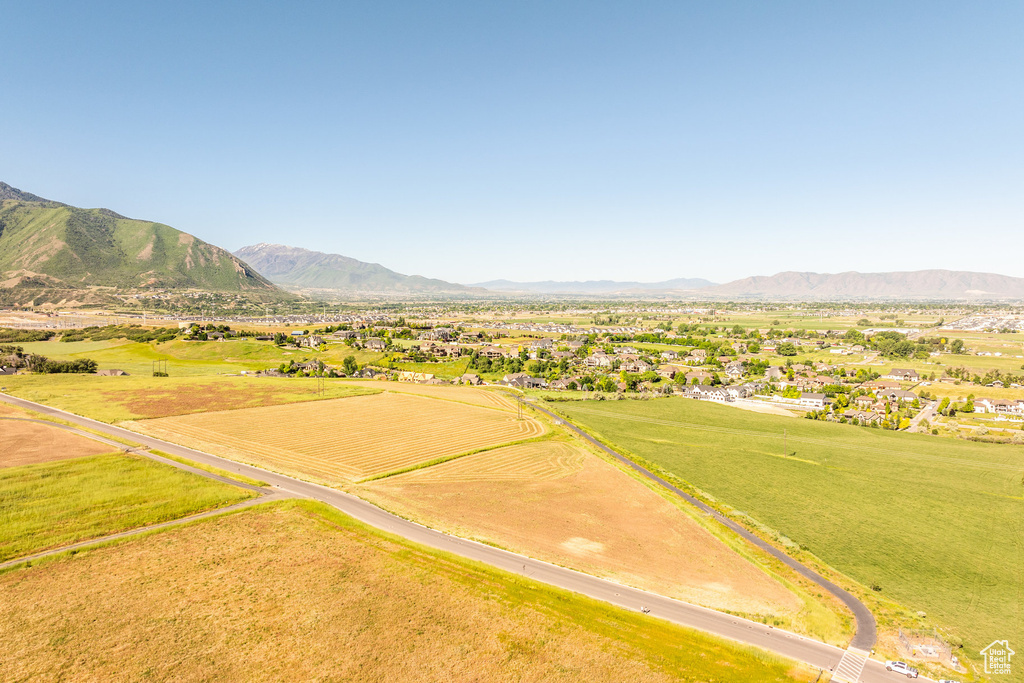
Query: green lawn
[[0, 452, 254, 562], [552, 397, 1024, 669]]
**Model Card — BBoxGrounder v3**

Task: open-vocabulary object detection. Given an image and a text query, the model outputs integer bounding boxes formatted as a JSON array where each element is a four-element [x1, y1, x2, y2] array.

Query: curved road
[[530, 401, 878, 650], [1, 394, 917, 683]]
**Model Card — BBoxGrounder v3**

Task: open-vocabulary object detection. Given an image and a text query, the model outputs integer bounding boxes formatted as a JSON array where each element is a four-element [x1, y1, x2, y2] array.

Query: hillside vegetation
[[0, 182, 282, 304]]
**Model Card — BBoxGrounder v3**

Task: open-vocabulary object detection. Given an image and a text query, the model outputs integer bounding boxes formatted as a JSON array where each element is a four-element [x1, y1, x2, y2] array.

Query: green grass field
[[8, 338, 389, 377], [552, 397, 1024, 667], [0, 452, 253, 562]]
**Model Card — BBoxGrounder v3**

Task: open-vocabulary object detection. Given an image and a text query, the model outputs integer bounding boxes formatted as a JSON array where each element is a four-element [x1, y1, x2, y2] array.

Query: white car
[[885, 661, 919, 678]]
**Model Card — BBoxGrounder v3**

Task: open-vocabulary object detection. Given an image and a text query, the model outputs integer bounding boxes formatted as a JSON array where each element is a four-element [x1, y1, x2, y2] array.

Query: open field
[[553, 396, 1024, 668], [0, 406, 114, 467], [1, 374, 379, 422], [0, 501, 816, 682], [338, 379, 516, 411], [357, 438, 847, 641], [11, 337, 388, 376], [0, 452, 253, 562], [133, 392, 545, 483]]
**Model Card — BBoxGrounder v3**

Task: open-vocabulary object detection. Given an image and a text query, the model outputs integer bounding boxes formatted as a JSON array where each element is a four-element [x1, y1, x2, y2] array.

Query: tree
[[343, 355, 358, 375], [949, 339, 966, 354], [844, 329, 865, 343], [777, 342, 798, 356]]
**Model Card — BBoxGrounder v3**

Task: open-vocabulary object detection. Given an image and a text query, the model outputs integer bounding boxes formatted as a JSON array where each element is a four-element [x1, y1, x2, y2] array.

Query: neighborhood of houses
[[184, 319, 1024, 434]]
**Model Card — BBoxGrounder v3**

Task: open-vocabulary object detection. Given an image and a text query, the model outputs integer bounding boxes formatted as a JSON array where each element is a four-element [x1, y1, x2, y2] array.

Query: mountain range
[[4, 181, 1024, 303], [472, 278, 716, 294], [699, 270, 1024, 300], [234, 243, 476, 294], [0, 182, 279, 305]]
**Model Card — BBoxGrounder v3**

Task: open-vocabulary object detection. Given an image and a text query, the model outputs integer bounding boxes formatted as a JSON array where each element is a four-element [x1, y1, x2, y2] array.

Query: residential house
[[621, 359, 652, 374], [885, 368, 920, 382], [724, 361, 744, 379], [502, 372, 546, 389], [685, 371, 713, 384], [398, 371, 435, 382], [479, 346, 510, 359], [364, 338, 387, 352], [584, 353, 613, 369], [798, 392, 826, 409], [459, 373, 483, 386], [844, 409, 882, 425]]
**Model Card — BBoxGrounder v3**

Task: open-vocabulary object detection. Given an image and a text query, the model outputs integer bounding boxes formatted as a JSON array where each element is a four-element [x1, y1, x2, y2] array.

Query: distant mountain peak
[[0, 183, 282, 305], [0, 181, 57, 204], [234, 243, 476, 294]]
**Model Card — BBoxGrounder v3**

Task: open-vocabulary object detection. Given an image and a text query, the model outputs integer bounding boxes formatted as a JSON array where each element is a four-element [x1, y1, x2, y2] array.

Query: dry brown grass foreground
[[0, 501, 814, 683], [356, 439, 805, 619], [131, 392, 545, 482], [0, 405, 113, 468]]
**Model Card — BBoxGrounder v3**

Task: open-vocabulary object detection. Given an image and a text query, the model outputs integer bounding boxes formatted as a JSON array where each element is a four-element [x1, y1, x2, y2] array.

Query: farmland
[[0, 501, 817, 682], [0, 405, 113, 467], [356, 437, 848, 641], [0, 452, 253, 562], [9, 337, 388, 377], [553, 396, 1024, 666], [132, 390, 545, 483], [0, 374, 378, 422], [337, 379, 516, 411]]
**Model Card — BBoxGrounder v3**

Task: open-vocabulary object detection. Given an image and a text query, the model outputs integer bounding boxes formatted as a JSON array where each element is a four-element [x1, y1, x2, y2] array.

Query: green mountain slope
[[234, 243, 477, 293], [0, 182, 280, 303]]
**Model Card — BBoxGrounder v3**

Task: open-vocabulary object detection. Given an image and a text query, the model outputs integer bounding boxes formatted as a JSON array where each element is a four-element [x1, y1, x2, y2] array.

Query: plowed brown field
[[0, 414, 113, 468], [357, 440, 807, 620], [132, 392, 544, 482]]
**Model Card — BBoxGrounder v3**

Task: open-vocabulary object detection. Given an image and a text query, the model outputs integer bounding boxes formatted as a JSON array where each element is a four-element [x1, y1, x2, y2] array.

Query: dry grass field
[[0, 407, 114, 468], [339, 379, 517, 411], [1, 374, 379, 422], [355, 439, 841, 636], [0, 501, 816, 683], [132, 392, 545, 483]]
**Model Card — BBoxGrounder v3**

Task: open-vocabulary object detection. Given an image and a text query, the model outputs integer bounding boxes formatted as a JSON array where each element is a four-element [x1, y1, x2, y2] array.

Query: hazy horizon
[[2, 2, 1022, 283]]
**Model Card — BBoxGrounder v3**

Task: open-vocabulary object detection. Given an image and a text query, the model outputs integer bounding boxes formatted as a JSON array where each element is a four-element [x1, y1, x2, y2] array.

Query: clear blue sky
[[2, 1, 1022, 284]]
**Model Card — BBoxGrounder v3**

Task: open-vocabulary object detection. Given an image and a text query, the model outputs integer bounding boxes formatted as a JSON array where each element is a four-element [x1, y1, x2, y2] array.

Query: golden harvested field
[[394, 440, 587, 483], [1, 374, 379, 422], [132, 392, 545, 482], [0, 502, 814, 683], [0, 412, 114, 468], [338, 380, 516, 411], [357, 439, 826, 630]]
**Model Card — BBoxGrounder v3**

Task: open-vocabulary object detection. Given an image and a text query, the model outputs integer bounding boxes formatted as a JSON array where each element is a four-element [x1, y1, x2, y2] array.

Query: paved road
[[530, 401, 878, 650], [0, 492, 290, 571], [0, 393, 924, 683]]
